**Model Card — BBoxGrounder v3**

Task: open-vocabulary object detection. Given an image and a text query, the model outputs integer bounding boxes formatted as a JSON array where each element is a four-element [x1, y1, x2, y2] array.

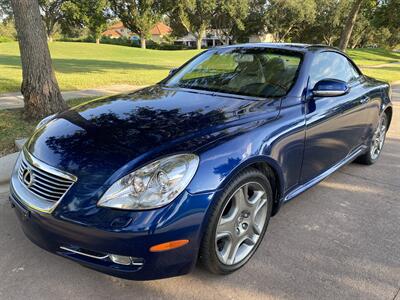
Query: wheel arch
[[218, 156, 285, 217], [384, 106, 393, 130]]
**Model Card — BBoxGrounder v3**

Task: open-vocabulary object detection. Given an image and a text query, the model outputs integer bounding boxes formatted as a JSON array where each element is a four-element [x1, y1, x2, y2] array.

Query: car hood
[[27, 86, 278, 188]]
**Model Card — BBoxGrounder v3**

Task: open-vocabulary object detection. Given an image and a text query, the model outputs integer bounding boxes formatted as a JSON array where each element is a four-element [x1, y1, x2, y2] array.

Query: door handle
[[360, 96, 370, 104]]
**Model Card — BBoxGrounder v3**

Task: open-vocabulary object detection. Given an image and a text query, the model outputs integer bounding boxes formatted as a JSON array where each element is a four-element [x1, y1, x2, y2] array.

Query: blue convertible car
[[9, 44, 392, 280]]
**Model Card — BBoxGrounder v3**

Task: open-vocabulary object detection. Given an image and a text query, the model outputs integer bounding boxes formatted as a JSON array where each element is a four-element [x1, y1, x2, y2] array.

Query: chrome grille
[[18, 151, 76, 203]]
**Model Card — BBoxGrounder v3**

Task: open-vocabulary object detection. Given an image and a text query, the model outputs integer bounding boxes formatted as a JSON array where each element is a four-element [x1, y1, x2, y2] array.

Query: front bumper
[[9, 180, 215, 280]]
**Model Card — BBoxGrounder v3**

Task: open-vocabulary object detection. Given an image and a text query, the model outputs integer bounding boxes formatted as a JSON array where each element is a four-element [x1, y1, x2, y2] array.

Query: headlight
[[98, 154, 199, 210], [35, 113, 56, 130]]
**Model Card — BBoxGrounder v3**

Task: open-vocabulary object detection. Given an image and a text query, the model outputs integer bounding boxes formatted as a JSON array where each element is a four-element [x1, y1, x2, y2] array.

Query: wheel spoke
[[216, 217, 236, 239], [253, 198, 267, 220], [215, 182, 269, 266], [234, 186, 248, 211], [226, 236, 243, 265]]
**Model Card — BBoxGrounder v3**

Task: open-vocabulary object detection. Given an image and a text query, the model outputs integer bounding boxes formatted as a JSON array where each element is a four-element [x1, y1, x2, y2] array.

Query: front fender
[[187, 128, 285, 200]]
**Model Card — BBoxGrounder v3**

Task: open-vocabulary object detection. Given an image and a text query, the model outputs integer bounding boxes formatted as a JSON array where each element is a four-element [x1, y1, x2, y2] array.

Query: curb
[[0, 152, 19, 184]]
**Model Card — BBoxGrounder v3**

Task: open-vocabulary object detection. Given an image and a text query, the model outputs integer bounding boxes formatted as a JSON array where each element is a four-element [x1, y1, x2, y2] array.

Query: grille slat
[[28, 166, 73, 184], [29, 171, 71, 188], [32, 179, 70, 192], [18, 152, 75, 203]]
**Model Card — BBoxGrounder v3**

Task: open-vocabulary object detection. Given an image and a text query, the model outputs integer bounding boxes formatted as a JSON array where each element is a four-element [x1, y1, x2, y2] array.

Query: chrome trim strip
[[11, 149, 77, 213], [60, 246, 109, 260], [284, 145, 367, 202], [23, 147, 77, 182], [59, 246, 144, 266]]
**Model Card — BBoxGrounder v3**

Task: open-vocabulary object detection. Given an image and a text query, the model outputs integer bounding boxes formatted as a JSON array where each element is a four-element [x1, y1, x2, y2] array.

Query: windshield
[[165, 48, 303, 98]]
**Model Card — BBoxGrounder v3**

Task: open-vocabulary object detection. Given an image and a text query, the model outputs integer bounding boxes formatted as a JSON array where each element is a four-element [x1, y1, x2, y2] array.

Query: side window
[[310, 52, 361, 88]]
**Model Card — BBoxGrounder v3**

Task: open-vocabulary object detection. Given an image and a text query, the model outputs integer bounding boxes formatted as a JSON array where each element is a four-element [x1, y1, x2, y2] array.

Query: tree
[[110, 0, 164, 49], [373, 0, 400, 48], [0, 0, 12, 19], [213, 0, 249, 45], [175, 0, 217, 49], [294, 0, 350, 46], [265, 0, 317, 42], [11, 0, 66, 119], [39, 0, 64, 41], [232, 0, 268, 43], [86, 0, 109, 44], [338, 0, 365, 51]]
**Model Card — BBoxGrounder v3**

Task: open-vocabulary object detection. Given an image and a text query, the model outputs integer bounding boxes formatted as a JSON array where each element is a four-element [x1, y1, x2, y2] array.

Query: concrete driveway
[[0, 103, 399, 300]]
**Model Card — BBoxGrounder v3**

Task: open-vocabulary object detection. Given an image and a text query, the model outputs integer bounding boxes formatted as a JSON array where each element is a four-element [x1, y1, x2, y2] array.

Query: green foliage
[[78, 0, 109, 41], [213, 0, 249, 44], [373, 0, 400, 47], [0, 0, 12, 19], [175, 0, 217, 47], [38, 0, 65, 40], [266, 0, 317, 42], [110, 0, 164, 45], [292, 0, 349, 45], [0, 19, 16, 41]]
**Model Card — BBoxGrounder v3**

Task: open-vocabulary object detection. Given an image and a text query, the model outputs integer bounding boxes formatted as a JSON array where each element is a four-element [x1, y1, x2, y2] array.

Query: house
[[248, 33, 274, 43], [102, 21, 172, 42], [174, 30, 227, 48]]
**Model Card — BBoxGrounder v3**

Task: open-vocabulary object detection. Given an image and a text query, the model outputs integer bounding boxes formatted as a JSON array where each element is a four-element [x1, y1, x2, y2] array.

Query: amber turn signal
[[149, 239, 189, 252]]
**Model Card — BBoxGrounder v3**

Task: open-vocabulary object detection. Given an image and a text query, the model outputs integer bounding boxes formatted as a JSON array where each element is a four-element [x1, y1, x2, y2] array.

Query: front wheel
[[199, 168, 273, 274], [357, 113, 388, 165]]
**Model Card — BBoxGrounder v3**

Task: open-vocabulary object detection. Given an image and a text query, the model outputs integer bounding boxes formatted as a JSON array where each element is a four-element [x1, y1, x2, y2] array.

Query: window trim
[[162, 47, 304, 99], [310, 50, 363, 88]]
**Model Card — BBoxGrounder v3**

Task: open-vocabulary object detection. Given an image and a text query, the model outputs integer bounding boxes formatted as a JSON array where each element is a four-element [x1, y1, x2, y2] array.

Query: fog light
[[109, 254, 133, 265]]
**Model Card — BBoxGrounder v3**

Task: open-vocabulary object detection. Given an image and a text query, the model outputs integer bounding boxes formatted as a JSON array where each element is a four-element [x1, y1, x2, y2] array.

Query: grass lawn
[[1, 42, 400, 95], [0, 42, 399, 157], [0, 97, 95, 156], [0, 42, 201, 93], [347, 48, 400, 66]]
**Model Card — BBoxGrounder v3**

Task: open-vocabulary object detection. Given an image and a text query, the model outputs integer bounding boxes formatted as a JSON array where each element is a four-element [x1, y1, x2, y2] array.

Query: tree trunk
[[196, 37, 202, 50], [338, 0, 364, 51], [11, 0, 66, 120], [96, 38, 100, 44], [140, 36, 146, 49]]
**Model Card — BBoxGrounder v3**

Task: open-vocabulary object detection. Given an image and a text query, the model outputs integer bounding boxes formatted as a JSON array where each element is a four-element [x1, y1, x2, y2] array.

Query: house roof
[[150, 22, 172, 36], [102, 29, 123, 38], [102, 21, 172, 37], [109, 21, 124, 30]]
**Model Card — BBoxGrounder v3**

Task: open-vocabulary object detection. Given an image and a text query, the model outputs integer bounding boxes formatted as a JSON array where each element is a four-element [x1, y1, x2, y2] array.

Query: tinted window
[[165, 48, 302, 98], [310, 52, 360, 87]]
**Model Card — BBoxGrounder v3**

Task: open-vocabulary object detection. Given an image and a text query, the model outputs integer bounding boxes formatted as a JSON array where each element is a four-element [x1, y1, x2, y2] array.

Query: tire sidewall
[[368, 113, 388, 163], [201, 169, 273, 274]]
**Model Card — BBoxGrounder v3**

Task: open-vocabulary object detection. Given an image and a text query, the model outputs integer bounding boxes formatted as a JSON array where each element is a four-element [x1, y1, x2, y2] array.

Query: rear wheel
[[199, 168, 273, 274], [357, 113, 388, 165]]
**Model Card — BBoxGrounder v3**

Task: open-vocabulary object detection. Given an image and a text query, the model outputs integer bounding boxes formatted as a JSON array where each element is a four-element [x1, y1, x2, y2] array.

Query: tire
[[357, 113, 388, 165], [199, 168, 273, 275]]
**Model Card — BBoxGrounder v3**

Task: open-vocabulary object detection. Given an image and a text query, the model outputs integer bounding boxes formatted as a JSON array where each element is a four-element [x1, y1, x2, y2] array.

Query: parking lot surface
[[0, 101, 399, 300]]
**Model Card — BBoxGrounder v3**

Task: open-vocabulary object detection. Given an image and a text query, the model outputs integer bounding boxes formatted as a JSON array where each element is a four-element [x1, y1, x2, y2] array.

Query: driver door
[[300, 51, 367, 184]]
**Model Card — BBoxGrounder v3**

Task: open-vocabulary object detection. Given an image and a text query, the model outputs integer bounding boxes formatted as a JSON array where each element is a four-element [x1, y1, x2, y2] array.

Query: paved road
[[0, 105, 398, 300]]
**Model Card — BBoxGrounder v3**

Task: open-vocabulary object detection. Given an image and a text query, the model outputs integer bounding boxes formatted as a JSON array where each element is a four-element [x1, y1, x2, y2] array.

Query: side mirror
[[169, 68, 178, 76], [312, 79, 349, 97]]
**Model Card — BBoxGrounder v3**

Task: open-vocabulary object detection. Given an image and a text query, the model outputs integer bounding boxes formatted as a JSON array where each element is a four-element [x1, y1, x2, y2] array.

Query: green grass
[[360, 64, 400, 83], [0, 97, 96, 156], [0, 42, 201, 93], [1, 42, 400, 95], [347, 48, 400, 66], [1, 43, 400, 156]]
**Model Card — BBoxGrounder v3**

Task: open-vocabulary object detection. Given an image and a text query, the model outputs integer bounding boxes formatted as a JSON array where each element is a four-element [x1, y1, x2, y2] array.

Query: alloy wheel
[[215, 182, 269, 265], [370, 115, 387, 160]]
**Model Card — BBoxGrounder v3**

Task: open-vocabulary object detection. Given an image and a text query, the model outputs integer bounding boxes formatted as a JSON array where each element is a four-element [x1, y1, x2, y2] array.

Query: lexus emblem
[[23, 168, 34, 187]]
